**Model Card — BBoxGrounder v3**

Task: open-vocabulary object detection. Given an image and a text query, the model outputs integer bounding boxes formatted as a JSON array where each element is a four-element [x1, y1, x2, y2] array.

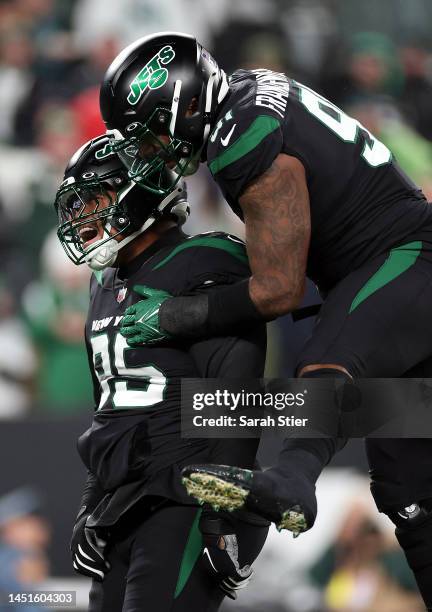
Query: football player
[[55, 135, 269, 611], [98, 32, 432, 608]]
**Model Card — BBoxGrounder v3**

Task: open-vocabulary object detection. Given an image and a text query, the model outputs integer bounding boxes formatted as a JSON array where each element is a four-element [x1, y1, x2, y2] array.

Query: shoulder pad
[[151, 232, 247, 271]]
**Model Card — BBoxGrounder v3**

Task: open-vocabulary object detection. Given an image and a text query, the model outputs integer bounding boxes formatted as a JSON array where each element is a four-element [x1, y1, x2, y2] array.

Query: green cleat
[[182, 468, 249, 512], [181, 464, 316, 536]]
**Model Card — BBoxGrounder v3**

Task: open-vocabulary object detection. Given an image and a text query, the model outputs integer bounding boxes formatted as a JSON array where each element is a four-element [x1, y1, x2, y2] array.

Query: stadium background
[[0, 0, 431, 609]]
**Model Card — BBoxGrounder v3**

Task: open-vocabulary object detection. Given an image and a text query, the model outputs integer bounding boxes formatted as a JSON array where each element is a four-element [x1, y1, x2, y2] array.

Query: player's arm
[[187, 113, 310, 326], [120, 114, 310, 342], [240, 153, 310, 318], [131, 157, 309, 339]]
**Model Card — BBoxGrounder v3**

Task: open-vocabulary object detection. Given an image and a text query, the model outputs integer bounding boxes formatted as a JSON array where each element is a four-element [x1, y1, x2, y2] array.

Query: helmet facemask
[[56, 167, 190, 271], [55, 174, 134, 270], [55, 133, 190, 271], [109, 107, 198, 197]]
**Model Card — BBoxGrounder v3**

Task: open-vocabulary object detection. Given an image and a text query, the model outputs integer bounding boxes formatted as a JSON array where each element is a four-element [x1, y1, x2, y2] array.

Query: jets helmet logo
[[127, 45, 175, 106], [95, 143, 115, 160]]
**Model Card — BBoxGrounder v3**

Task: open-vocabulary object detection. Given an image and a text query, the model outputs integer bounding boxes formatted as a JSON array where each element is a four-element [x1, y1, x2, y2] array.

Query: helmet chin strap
[[202, 71, 217, 145], [84, 231, 139, 271], [217, 70, 229, 104], [202, 70, 229, 146], [84, 185, 186, 271]]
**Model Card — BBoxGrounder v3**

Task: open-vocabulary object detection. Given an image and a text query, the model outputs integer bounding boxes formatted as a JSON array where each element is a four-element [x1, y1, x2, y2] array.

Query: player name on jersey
[[253, 69, 289, 118]]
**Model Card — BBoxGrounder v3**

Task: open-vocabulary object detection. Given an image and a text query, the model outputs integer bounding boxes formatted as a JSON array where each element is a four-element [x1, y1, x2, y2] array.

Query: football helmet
[[55, 135, 189, 270], [99, 32, 229, 195]]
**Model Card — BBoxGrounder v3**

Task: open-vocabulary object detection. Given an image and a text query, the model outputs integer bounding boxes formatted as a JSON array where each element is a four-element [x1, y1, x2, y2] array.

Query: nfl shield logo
[[117, 287, 127, 303]]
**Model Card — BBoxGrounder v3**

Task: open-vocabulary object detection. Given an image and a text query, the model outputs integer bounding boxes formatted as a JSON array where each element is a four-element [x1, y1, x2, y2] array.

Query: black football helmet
[[99, 31, 229, 195], [55, 135, 189, 270]]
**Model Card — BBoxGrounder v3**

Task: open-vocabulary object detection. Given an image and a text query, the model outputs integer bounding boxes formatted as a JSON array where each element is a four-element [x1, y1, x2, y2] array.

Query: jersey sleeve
[[187, 298, 266, 472], [207, 106, 283, 205], [188, 327, 266, 379], [183, 232, 267, 374], [181, 232, 251, 293]]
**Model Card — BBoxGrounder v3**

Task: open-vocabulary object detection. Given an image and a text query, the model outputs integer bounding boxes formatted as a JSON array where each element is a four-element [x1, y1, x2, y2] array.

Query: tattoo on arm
[[239, 153, 311, 318]]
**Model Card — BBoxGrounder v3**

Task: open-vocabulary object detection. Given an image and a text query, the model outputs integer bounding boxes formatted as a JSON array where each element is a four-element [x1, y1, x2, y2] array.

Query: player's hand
[[200, 515, 253, 600], [70, 510, 110, 582], [120, 285, 172, 346]]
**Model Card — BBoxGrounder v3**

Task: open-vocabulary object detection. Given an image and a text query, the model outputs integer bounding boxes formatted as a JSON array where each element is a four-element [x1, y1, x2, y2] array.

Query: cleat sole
[[182, 473, 249, 511], [182, 471, 309, 536], [277, 508, 308, 537]]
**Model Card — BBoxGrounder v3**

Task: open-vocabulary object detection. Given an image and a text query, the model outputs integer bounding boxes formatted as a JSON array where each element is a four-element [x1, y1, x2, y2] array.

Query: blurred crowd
[[2, 0, 432, 416], [0, 488, 50, 612]]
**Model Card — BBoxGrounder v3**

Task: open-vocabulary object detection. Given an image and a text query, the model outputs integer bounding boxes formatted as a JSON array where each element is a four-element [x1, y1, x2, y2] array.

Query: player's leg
[[88, 537, 128, 612], [120, 502, 261, 611], [88, 498, 267, 611], [366, 356, 432, 609], [184, 365, 350, 533], [115, 502, 204, 611], [366, 436, 432, 609], [86, 503, 200, 612], [183, 252, 389, 530], [88, 501, 201, 612], [119, 501, 267, 612], [182, 365, 350, 534], [183, 241, 432, 532], [261, 241, 432, 529]]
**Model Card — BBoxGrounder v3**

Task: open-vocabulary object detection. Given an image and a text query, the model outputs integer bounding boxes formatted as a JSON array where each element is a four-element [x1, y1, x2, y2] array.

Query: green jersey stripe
[[174, 509, 203, 598], [93, 270, 104, 286], [209, 115, 280, 175], [349, 241, 422, 313], [152, 236, 248, 270]]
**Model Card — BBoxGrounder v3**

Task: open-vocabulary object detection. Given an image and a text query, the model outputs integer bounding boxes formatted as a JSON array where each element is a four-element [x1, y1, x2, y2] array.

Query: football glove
[[120, 285, 172, 346], [200, 513, 253, 600], [70, 507, 110, 582]]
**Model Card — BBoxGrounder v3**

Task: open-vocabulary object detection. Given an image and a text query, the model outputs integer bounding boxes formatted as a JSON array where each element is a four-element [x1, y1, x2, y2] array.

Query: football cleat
[[182, 464, 314, 537]]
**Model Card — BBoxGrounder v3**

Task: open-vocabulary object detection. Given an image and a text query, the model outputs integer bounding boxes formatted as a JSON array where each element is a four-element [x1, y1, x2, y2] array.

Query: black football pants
[[88, 499, 268, 612]]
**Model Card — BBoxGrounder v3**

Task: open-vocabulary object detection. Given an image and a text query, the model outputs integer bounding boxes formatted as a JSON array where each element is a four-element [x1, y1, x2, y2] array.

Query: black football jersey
[[78, 228, 265, 502], [206, 69, 432, 292]]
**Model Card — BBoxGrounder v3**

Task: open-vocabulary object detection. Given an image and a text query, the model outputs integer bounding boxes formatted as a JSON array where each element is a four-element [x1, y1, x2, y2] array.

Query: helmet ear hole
[[149, 109, 171, 133], [111, 212, 130, 231]]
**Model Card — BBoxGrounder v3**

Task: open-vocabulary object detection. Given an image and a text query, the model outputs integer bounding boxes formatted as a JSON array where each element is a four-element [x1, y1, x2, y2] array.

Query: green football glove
[[120, 285, 172, 346]]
